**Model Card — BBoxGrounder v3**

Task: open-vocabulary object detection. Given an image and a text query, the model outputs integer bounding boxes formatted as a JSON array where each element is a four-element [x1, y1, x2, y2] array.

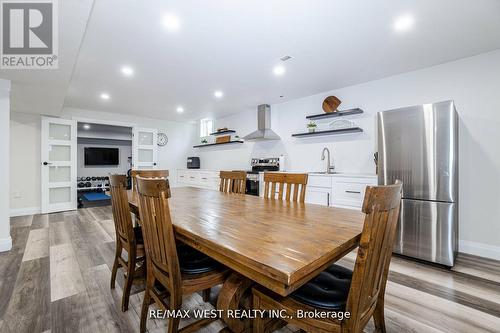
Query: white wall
[[10, 112, 41, 214], [196, 49, 500, 258], [9, 108, 196, 214], [1, 80, 11, 251]]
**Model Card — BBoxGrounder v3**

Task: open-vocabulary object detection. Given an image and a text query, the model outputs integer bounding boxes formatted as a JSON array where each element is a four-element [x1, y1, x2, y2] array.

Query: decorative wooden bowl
[[322, 96, 342, 113]]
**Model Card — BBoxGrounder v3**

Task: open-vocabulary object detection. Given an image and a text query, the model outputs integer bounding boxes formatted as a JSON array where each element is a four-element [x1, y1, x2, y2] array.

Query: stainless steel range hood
[[243, 104, 280, 141]]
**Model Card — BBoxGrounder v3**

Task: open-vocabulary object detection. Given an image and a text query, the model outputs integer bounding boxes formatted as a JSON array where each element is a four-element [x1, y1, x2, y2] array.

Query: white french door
[[132, 127, 158, 169], [41, 117, 77, 213]]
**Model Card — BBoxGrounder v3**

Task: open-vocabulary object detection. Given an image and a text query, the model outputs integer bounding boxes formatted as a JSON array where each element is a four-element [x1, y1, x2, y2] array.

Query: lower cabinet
[[331, 176, 377, 209], [306, 174, 377, 209], [305, 187, 331, 206], [177, 169, 220, 190]]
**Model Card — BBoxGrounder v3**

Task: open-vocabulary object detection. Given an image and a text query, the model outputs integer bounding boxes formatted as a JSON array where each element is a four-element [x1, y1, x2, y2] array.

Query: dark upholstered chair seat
[[133, 226, 143, 243], [177, 244, 221, 275], [290, 264, 352, 310]]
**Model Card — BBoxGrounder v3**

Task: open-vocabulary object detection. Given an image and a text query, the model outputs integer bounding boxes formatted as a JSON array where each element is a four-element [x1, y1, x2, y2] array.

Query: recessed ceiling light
[[176, 106, 184, 113], [121, 66, 134, 77], [100, 93, 110, 100], [273, 65, 286, 76], [394, 14, 415, 32], [162, 13, 181, 32], [83, 124, 91, 130], [214, 90, 224, 99]]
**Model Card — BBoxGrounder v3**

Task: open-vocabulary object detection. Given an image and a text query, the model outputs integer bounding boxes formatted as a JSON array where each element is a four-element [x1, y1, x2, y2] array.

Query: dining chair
[[135, 176, 229, 333], [130, 169, 169, 191], [263, 172, 308, 202], [219, 170, 247, 194], [109, 174, 146, 312], [252, 181, 403, 333]]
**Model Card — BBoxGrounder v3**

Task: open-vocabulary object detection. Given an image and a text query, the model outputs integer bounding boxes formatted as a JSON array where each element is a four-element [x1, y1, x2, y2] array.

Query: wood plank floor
[[1, 207, 500, 333]]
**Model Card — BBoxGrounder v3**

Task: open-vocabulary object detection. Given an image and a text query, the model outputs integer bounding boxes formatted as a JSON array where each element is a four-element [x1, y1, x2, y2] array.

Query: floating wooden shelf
[[291, 127, 363, 137], [306, 108, 363, 120], [209, 130, 236, 136], [193, 140, 244, 148]]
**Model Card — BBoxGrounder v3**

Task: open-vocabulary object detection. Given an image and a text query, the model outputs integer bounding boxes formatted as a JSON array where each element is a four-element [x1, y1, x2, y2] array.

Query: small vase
[[308, 128, 316, 133]]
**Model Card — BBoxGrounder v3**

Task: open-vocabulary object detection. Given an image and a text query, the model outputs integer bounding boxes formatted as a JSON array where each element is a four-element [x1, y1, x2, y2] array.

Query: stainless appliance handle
[[327, 192, 330, 206]]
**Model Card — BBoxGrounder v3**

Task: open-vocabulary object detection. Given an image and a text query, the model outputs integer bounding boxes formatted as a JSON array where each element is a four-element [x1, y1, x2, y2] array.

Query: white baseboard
[[459, 240, 500, 261], [10, 206, 41, 217], [0, 236, 12, 252]]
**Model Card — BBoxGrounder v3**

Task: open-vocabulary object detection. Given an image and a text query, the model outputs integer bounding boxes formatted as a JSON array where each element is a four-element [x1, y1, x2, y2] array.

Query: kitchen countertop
[[179, 168, 377, 179], [307, 172, 377, 178]]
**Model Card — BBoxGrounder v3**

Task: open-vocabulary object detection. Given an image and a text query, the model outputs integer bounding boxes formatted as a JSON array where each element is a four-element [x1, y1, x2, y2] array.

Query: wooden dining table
[[128, 187, 364, 332]]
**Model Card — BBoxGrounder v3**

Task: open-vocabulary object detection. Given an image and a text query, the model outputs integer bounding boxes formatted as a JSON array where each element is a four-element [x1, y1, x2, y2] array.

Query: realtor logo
[[1, 0, 58, 69]]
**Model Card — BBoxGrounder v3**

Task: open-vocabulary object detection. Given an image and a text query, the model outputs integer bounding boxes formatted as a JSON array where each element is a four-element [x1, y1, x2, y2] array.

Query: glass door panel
[[49, 166, 71, 182], [49, 145, 71, 161], [49, 123, 72, 141]]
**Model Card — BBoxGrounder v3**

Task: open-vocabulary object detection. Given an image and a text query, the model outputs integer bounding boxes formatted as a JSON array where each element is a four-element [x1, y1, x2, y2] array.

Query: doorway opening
[[76, 122, 132, 208]]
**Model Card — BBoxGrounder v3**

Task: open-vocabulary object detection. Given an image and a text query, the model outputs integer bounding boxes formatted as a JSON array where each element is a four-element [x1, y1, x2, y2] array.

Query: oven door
[[246, 178, 259, 196]]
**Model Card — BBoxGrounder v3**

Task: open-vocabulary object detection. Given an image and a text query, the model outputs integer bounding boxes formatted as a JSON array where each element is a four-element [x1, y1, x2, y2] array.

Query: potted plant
[[307, 121, 317, 133], [201, 138, 208, 144]]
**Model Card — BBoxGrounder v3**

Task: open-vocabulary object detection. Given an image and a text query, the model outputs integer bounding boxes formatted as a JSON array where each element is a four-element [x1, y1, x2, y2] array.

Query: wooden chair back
[[219, 171, 247, 194], [263, 172, 308, 202], [346, 181, 402, 332], [135, 176, 182, 296], [130, 169, 169, 191], [109, 174, 136, 247]]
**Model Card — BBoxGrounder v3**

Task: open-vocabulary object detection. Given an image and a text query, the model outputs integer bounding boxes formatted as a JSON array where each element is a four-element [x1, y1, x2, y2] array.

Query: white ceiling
[[3, 0, 500, 120], [0, 0, 94, 115]]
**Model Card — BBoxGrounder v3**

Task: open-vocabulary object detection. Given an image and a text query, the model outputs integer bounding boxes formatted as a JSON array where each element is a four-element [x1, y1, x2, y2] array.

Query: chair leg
[[121, 254, 135, 312], [373, 296, 387, 333], [253, 294, 265, 333], [168, 315, 181, 333], [110, 243, 121, 289], [140, 287, 151, 333], [202, 288, 211, 302]]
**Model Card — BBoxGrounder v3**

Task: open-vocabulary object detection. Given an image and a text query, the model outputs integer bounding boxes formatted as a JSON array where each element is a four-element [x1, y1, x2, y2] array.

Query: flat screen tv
[[84, 147, 119, 166]]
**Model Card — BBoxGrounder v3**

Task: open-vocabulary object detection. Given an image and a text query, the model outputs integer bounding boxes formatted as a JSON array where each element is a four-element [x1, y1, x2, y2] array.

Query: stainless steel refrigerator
[[377, 100, 458, 266]]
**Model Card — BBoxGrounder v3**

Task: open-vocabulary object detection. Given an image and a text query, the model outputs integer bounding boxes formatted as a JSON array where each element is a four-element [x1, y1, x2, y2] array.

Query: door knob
[[42, 161, 52, 166]]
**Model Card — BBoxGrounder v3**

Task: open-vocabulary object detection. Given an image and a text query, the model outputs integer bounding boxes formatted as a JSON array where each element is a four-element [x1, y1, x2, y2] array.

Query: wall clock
[[157, 132, 168, 146]]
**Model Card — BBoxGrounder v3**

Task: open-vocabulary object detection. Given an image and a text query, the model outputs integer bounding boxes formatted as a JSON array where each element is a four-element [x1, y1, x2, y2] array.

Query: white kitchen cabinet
[[331, 175, 377, 209], [304, 173, 377, 209], [177, 169, 220, 190], [305, 174, 332, 206], [305, 187, 331, 206]]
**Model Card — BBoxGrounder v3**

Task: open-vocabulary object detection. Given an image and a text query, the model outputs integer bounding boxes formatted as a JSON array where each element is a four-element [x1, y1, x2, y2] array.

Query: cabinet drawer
[[308, 175, 332, 188], [332, 182, 367, 208], [178, 170, 189, 183], [185, 171, 199, 184]]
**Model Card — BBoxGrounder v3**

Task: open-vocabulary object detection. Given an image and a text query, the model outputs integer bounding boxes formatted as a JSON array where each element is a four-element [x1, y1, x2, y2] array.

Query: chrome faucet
[[321, 147, 335, 173]]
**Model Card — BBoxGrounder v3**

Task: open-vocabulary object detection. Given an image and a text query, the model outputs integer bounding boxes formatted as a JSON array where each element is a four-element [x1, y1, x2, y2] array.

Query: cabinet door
[[305, 188, 331, 206]]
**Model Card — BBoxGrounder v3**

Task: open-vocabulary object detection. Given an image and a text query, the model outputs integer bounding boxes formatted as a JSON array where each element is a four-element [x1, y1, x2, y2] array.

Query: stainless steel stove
[[244, 158, 279, 196]]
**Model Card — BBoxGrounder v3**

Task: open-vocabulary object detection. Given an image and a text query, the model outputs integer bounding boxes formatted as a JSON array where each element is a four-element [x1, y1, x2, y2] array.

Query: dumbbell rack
[[77, 176, 110, 191]]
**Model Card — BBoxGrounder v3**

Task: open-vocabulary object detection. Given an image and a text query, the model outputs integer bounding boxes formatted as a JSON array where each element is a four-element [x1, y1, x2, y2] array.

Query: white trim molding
[[459, 240, 500, 261], [10, 207, 41, 217], [0, 236, 12, 252]]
